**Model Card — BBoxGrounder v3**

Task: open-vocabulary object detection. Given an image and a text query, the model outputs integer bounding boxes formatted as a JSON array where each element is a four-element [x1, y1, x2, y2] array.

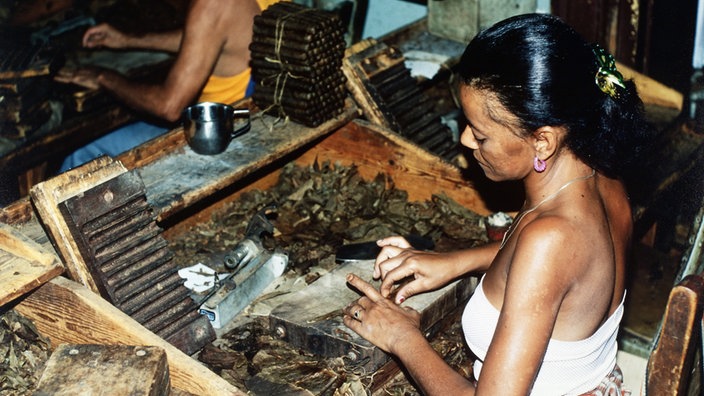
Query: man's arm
[[83, 23, 183, 53], [74, 0, 232, 122]]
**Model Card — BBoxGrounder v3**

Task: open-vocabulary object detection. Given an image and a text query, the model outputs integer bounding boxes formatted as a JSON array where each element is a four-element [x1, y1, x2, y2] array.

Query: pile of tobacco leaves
[[0, 309, 51, 395], [170, 161, 488, 274], [168, 162, 487, 395]]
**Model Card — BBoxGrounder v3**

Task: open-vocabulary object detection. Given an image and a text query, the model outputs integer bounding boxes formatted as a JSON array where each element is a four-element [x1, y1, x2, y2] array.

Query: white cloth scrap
[[178, 263, 226, 293]]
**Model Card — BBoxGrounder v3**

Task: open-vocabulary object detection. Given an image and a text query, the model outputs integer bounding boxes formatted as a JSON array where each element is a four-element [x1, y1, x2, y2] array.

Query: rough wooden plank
[[646, 274, 704, 395], [618, 61, 683, 112], [0, 197, 34, 225], [0, 222, 63, 306], [135, 98, 359, 222], [34, 344, 170, 396], [15, 276, 243, 396], [29, 156, 128, 293]]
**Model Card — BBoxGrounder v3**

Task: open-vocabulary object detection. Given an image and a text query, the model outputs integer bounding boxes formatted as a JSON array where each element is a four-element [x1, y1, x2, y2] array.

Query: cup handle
[[231, 108, 251, 137]]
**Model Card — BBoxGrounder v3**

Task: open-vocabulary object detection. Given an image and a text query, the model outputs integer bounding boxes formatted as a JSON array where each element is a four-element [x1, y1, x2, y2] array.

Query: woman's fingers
[[374, 245, 404, 279], [346, 274, 383, 302], [373, 236, 412, 279], [377, 236, 412, 249]]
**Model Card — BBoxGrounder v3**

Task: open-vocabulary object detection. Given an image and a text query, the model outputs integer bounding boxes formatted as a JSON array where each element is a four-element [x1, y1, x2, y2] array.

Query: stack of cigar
[[250, 2, 347, 127], [0, 39, 61, 139]]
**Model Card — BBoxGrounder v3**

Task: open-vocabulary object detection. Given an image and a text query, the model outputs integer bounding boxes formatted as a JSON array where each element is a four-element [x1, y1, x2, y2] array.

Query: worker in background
[[55, 0, 279, 172]]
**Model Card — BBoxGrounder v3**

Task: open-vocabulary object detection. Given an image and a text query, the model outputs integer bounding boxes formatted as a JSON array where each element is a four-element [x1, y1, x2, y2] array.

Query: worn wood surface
[[617, 61, 683, 112], [646, 274, 704, 395], [131, 98, 359, 223], [269, 259, 476, 372], [15, 276, 243, 396], [0, 197, 34, 225], [0, 222, 63, 306], [29, 156, 128, 293], [57, 170, 163, 302], [34, 344, 170, 396]]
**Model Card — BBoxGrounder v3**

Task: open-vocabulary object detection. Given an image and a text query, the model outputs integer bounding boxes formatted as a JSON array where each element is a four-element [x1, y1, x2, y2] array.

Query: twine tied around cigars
[[259, 8, 309, 125], [250, 2, 348, 128]]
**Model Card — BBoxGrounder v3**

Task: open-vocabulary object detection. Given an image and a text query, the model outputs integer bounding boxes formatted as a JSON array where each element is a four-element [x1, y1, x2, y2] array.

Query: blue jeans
[[59, 121, 168, 173]]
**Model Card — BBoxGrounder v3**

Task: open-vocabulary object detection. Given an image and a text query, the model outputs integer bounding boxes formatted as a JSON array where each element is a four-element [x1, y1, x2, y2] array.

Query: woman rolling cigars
[[343, 13, 650, 395]]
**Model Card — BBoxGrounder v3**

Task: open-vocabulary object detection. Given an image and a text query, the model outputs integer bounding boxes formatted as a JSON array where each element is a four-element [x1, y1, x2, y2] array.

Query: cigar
[[250, 36, 344, 56], [251, 58, 339, 78], [255, 71, 346, 92], [253, 91, 345, 114], [267, 1, 342, 28], [253, 56, 343, 76], [255, 84, 346, 100]]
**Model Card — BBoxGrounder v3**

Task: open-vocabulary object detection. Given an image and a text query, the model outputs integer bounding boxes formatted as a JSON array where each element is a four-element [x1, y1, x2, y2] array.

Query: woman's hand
[[343, 274, 422, 355], [374, 236, 458, 303]]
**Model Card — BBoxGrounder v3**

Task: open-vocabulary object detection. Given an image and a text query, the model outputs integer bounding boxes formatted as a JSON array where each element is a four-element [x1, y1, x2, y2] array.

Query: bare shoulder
[[514, 212, 587, 273], [186, 0, 258, 27], [183, 0, 259, 71]]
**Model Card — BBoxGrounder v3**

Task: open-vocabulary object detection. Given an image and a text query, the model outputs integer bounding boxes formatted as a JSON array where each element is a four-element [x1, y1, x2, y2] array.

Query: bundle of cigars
[[250, 2, 347, 127]]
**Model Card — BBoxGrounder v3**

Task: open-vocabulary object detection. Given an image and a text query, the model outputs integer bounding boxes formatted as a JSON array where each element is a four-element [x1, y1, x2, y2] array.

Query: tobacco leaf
[[0, 309, 51, 395], [179, 163, 485, 394]]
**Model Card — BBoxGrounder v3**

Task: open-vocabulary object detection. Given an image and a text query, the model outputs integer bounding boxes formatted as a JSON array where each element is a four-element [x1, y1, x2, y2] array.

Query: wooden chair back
[[644, 274, 704, 395]]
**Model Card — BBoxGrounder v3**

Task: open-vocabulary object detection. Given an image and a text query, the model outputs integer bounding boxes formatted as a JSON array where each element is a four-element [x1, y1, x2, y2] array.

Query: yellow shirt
[[198, 69, 252, 104], [197, 0, 282, 104]]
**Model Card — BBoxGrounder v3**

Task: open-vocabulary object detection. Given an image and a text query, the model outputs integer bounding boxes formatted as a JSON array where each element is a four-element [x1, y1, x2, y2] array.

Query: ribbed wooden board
[[29, 156, 128, 293]]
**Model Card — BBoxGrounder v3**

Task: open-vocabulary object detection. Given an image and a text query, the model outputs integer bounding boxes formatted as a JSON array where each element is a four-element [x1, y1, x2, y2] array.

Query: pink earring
[[533, 156, 546, 172]]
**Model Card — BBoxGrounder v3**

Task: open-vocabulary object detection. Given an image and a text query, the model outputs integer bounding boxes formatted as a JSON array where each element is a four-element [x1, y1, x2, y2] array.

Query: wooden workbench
[[0, 18, 696, 394], [0, 84, 502, 392]]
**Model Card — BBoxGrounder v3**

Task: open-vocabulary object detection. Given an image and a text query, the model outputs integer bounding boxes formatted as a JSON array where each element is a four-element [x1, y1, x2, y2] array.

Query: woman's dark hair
[[458, 13, 651, 179]]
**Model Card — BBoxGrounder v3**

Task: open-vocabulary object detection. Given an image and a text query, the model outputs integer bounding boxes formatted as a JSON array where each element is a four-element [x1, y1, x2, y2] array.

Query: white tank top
[[462, 276, 624, 395]]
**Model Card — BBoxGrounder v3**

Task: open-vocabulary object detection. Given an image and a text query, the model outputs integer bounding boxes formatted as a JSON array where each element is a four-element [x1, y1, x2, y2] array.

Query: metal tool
[[223, 204, 275, 270], [199, 205, 288, 328], [334, 234, 434, 264]]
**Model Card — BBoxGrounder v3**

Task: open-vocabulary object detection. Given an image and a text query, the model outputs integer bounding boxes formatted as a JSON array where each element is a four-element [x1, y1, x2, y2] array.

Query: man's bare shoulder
[[188, 0, 260, 20]]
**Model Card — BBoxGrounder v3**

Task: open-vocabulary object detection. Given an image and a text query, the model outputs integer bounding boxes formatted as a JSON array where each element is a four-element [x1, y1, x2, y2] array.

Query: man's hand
[[54, 67, 104, 90], [83, 23, 129, 49]]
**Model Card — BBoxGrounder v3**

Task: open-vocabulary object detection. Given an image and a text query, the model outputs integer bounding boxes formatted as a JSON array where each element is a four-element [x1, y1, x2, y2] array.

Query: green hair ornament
[[593, 45, 625, 99]]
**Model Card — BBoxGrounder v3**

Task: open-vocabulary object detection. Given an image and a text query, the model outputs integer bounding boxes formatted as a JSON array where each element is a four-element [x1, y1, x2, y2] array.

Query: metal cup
[[182, 102, 251, 155]]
